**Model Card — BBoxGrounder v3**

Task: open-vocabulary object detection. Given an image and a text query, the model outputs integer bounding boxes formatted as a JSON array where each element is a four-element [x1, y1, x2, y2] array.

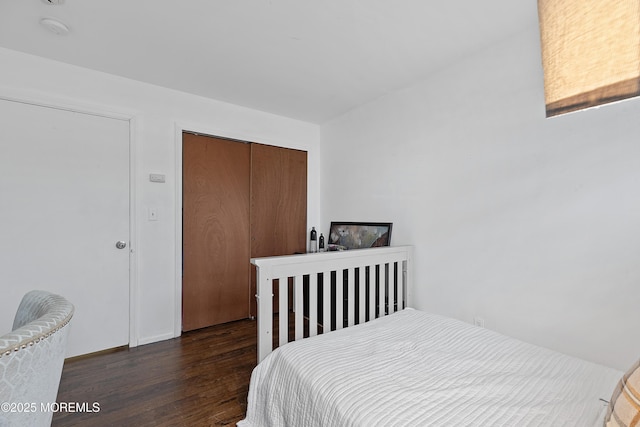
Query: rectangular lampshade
[[537, 0, 640, 117]]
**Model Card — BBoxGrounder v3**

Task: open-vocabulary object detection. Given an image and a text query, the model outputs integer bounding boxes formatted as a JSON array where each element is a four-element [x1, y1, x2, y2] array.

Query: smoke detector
[[41, 0, 65, 4], [40, 18, 70, 35]]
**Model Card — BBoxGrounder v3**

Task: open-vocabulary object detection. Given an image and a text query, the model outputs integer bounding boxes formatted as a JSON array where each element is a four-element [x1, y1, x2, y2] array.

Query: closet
[[182, 132, 307, 331]]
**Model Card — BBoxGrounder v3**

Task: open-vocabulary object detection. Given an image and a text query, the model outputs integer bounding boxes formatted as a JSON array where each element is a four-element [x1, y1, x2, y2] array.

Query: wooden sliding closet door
[[250, 144, 307, 316], [182, 133, 251, 331]]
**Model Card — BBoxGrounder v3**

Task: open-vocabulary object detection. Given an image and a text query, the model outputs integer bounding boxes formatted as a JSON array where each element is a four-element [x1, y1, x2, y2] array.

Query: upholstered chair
[[0, 291, 74, 427]]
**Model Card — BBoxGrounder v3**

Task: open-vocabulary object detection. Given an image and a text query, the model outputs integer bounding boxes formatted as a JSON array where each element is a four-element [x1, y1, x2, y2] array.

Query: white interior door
[[0, 98, 130, 357]]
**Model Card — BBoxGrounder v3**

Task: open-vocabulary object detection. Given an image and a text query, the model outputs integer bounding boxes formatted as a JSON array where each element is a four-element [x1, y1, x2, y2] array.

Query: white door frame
[[0, 88, 139, 348]]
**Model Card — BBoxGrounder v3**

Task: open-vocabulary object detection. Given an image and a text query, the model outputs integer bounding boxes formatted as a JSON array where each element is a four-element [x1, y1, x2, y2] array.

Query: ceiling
[[0, 1, 538, 124]]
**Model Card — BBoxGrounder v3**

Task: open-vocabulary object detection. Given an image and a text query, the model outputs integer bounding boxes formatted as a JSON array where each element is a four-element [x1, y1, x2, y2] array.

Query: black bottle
[[309, 227, 317, 253]]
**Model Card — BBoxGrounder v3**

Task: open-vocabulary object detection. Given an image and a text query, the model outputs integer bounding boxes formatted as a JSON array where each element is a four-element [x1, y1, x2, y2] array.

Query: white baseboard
[[136, 332, 176, 347]]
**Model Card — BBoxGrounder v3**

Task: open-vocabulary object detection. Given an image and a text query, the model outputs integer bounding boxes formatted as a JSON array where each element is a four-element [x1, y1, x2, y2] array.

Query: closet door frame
[[173, 122, 309, 337]]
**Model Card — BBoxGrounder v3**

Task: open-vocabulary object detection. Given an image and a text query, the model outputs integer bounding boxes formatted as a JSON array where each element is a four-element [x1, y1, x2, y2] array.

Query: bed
[[240, 246, 635, 427]]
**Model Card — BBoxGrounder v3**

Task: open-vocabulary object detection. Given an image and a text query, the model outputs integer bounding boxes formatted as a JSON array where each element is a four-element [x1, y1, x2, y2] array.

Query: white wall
[[0, 47, 320, 348], [320, 24, 640, 371]]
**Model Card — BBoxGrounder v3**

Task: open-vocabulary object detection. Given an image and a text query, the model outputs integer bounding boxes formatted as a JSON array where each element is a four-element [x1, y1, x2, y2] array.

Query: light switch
[[148, 208, 158, 221]]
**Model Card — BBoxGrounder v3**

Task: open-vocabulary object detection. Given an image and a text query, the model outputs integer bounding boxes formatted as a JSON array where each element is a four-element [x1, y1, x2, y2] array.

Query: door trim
[[0, 89, 139, 348]]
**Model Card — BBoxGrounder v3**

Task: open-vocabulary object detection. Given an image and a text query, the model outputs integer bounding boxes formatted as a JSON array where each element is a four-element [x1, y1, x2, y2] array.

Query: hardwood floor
[[53, 319, 257, 427]]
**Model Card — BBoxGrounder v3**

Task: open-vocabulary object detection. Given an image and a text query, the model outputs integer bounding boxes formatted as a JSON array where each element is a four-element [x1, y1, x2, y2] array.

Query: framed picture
[[328, 222, 392, 250]]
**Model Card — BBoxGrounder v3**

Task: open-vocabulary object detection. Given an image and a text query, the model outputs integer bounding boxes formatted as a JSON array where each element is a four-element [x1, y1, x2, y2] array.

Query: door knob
[[115, 241, 127, 249]]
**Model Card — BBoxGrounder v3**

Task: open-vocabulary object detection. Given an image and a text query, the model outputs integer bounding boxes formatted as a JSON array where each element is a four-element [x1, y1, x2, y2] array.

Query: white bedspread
[[239, 309, 621, 427]]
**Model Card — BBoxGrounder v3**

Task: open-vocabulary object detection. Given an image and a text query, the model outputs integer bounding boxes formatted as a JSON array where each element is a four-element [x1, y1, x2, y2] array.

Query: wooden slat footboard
[[251, 245, 413, 362]]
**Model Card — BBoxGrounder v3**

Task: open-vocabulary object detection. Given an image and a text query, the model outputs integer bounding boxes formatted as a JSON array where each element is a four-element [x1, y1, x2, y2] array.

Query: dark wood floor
[[53, 318, 257, 427]]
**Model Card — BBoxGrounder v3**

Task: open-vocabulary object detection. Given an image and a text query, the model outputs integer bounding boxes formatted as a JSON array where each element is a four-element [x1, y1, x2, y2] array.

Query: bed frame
[[251, 245, 413, 362]]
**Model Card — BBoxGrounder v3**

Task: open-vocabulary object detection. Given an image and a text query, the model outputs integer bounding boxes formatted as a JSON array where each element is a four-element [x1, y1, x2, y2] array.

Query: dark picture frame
[[328, 222, 393, 250]]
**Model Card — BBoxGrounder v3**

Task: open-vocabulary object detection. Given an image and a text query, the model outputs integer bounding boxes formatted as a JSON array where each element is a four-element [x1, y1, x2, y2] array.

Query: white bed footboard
[[251, 245, 413, 362]]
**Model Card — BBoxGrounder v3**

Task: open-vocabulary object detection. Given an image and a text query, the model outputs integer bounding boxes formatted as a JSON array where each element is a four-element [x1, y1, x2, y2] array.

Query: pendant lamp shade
[[537, 0, 640, 117]]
